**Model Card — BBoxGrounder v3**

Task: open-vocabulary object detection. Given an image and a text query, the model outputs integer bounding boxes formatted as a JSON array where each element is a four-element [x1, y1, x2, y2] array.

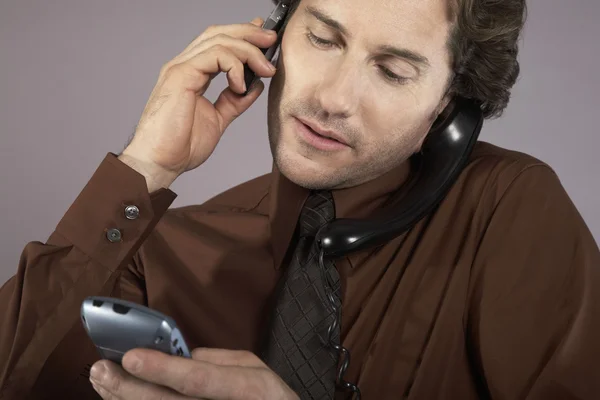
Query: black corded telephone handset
[[317, 97, 483, 257], [245, 2, 484, 398], [245, 1, 483, 257], [245, 2, 484, 258]]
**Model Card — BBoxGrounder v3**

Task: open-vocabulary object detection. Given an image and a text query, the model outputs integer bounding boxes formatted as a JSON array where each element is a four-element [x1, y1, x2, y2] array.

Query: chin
[[268, 118, 361, 189], [272, 146, 353, 190]]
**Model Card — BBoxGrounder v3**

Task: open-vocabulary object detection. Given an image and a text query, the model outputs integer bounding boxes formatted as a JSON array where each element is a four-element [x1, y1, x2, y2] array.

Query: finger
[[180, 19, 272, 57], [177, 31, 278, 75], [122, 348, 269, 399], [250, 17, 265, 26], [90, 359, 193, 400], [163, 45, 245, 94], [185, 44, 274, 95], [191, 347, 267, 368], [212, 80, 265, 132]]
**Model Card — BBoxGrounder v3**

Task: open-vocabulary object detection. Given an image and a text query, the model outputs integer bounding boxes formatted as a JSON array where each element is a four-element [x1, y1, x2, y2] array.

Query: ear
[[438, 95, 452, 115], [433, 90, 454, 122], [415, 95, 455, 150]]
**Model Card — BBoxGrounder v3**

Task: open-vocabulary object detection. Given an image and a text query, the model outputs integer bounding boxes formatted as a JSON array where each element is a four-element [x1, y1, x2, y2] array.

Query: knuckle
[[159, 61, 174, 76], [180, 366, 210, 396], [161, 63, 180, 79], [140, 391, 163, 400], [164, 63, 192, 79], [213, 32, 231, 42], [240, 350, 257, 361], [176, 65, 202, 82], [236, 373, 268, 400], [209, 43, 230, 56], [239, 384, 264, 400], [209, 43, 225, 52], [105, 373, 122, 394], [203, 24, 219, 36]]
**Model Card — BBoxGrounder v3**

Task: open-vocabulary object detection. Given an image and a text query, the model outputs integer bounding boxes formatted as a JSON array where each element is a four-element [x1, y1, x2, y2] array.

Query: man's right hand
[[118, 17, 279, 192]]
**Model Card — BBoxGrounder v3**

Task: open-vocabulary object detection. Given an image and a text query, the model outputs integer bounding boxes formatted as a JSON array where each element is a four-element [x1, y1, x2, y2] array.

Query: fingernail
[[123, 353, 141, 372], [90, 363, 106, 381], [90, 377, 100, 389], [90, 379, 105, 395], [265, 61, 276, 71]]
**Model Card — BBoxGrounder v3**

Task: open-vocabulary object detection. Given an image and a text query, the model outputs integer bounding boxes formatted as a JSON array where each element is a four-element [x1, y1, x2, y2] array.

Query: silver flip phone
[[81, 296, 191, 364], [243, 1, 290, 95]]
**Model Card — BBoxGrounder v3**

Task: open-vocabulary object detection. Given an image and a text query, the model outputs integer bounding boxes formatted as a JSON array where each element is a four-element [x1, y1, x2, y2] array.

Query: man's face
[[267, 0, 454, 190]]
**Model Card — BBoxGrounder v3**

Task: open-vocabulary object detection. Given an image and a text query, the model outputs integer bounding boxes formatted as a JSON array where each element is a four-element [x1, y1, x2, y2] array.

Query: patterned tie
[[262, 190, 342, 399]]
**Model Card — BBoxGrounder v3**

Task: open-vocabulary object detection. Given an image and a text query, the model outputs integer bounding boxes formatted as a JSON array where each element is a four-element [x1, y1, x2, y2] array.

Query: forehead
[[298, 0, 452, 61]]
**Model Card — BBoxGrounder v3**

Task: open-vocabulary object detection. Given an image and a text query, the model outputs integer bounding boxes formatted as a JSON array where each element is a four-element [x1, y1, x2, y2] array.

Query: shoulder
[[465, 142, 596, 290], [458, 141, 567, 209], [441, 141, 591, 255], [466, 140, 559, 188]]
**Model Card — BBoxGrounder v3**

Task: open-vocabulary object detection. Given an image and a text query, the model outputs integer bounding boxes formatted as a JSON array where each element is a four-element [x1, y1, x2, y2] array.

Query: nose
[[314, 58, 361, 118]]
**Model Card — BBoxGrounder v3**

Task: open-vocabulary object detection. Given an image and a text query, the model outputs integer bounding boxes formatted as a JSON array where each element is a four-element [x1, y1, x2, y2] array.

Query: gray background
[[1, 0, 598, 286]]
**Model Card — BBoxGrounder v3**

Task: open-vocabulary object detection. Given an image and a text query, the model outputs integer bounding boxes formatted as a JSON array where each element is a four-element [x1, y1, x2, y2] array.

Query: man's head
[[266, 0, 526, 190]]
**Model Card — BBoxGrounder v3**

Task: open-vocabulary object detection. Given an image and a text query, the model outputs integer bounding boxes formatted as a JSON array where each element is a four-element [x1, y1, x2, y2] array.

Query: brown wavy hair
[[273, 0, 527, 119]]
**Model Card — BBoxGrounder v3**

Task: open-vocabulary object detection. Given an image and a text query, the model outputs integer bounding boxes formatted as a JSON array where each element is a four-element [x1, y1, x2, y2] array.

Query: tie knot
[[299, 191, 335, 237]]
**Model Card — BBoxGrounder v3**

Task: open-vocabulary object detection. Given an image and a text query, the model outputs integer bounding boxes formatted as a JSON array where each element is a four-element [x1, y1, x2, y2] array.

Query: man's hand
[[118, 17, 278, 192], [88, 347, 299, 400]]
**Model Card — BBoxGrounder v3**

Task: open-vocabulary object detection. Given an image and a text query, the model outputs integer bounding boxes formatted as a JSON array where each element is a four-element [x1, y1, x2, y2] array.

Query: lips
[[307, 126, 342, 142], [296, 117, 349, 146], [294, 118, 349, 152]]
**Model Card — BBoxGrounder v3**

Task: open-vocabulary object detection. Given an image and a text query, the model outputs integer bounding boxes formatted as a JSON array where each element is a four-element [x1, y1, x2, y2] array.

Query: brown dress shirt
[[1, 141, 599, 400]]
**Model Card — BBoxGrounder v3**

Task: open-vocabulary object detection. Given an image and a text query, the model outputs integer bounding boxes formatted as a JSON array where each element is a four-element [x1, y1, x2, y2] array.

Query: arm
[[467, 164, 600, 399], [0, 153, 176, 399]]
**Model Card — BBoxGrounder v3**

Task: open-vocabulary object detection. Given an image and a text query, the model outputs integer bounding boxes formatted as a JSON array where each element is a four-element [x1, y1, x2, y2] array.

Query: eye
[[306, 31, 335, 48], [378, 66, 409, 85]]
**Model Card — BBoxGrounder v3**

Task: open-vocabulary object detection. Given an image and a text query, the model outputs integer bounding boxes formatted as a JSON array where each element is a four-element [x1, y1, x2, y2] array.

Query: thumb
[[250, 17, 265, 27], [213, 80, 265, 132]]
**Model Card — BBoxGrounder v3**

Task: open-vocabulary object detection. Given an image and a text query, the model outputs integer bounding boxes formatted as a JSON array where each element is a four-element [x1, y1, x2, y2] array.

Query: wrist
[[117, 151, 179, 193]]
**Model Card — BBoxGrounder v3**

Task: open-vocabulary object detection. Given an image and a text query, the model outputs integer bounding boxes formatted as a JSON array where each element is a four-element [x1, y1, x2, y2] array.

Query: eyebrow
[[305, 6, 349, 36], [378, 45, 431, 70], [304, 5, 431, 71]]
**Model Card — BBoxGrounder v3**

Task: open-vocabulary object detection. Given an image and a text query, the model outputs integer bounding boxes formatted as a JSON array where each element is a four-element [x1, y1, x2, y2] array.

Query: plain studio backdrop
[[0, 0, 599, 286]]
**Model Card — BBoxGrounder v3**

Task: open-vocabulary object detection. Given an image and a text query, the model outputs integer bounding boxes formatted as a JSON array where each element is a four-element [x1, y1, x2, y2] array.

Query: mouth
[[294, 117, 350, 152]]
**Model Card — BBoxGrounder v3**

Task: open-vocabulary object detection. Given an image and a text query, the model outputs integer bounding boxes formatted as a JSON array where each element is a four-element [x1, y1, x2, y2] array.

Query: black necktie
[[262, 191, 342, 399]]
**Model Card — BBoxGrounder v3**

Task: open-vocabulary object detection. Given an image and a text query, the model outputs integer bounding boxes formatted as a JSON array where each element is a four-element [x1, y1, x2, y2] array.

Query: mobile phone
[[243, 1, 290, 95], [80, 296, 191, 365]]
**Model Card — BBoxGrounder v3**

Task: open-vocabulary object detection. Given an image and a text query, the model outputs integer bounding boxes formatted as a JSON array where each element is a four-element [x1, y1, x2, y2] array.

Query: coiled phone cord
[[318, 250, 362, 400]]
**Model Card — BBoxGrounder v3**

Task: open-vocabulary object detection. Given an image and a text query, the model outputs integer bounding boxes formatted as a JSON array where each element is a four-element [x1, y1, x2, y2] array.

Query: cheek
[[360, 104, 432, 154], [279, 41, 320, 97]]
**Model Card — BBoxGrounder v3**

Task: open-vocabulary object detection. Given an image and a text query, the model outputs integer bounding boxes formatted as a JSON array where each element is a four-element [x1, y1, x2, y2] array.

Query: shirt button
[[124, 205, 140, 220], [106, 228, 122, 243]]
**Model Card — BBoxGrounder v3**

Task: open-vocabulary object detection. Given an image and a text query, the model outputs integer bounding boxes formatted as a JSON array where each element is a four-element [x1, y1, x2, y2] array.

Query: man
[[1, 0, 598, 398]]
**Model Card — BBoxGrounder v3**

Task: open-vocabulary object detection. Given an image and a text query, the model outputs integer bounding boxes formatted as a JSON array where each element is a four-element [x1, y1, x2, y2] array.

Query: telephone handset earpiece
[[315, 97, 484, 257]]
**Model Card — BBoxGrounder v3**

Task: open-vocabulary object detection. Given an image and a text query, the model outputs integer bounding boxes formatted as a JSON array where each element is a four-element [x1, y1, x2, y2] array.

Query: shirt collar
[[269, 159, 412, 270]]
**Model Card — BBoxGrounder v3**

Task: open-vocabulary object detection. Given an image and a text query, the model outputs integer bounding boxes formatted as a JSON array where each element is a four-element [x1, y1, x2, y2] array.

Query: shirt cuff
[[55, 152, 177, 271]]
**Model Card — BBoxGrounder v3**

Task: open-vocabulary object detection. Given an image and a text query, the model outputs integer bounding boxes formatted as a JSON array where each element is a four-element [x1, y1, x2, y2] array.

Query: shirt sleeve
[[0, 153, 177, 399], [468, 163, 600, 399]]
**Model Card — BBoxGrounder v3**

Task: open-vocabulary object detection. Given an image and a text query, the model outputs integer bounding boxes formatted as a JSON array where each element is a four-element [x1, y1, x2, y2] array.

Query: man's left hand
[[89, 347, 299, 399]]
